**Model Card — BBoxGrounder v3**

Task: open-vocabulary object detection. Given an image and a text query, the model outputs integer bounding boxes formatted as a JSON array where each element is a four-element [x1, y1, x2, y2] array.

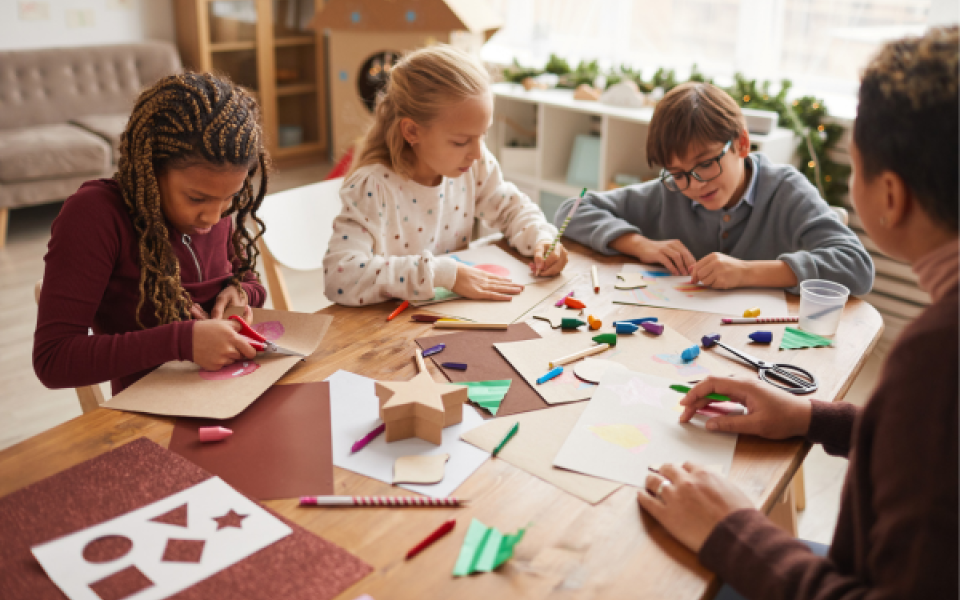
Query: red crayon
[[387, 300, 410, 321], [406, 519, 456, 560]]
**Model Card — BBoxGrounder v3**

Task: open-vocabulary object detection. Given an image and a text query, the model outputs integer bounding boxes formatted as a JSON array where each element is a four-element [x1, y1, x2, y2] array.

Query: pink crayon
[[198, 426, 233, 443], [555, 291, 575, 307], [640, 322, 664, 336], [351, 423, 386, 453]]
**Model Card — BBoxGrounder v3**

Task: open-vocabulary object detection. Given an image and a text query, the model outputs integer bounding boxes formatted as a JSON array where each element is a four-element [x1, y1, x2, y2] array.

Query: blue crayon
[[749, 331, 773, 344], [681, 345, 700, 362], [422, 344, 445, 357], [537, 366, 563, 384], [615, 322, 639, 334], [441, 362, 467, 370]]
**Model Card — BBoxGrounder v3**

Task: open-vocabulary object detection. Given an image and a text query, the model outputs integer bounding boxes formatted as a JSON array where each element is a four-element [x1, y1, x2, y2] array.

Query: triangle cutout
[[150, 503, 188, 528]]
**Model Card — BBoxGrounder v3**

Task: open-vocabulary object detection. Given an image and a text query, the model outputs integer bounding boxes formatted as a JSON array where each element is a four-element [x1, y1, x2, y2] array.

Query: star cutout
[[376, 370, 468, 445], [212, 509, 248, 530]]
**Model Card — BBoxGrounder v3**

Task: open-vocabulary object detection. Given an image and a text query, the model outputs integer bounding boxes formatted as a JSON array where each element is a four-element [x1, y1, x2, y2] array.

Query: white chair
[[256, 178, 343, 311], [34, 280, 106, 414]]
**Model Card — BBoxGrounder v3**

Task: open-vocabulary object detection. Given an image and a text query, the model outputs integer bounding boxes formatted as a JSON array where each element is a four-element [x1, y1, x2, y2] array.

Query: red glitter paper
[[0, 437, 372, 599], [211, 510, 247, 530], [82, 535, 133, 563], [161, 539, 205, 563], [88, 564, 154, 600]]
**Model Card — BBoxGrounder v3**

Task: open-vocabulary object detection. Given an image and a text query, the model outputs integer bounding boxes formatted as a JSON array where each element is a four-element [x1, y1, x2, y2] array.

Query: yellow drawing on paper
[[589, 423, 651, 453]]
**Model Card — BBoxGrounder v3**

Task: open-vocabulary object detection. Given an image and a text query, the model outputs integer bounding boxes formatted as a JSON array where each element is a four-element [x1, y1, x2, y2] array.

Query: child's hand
[[211, 285, 252, 320], [677, 376, 812, 439], [189, 303, 210, 320], [531, 240, 568, 276], [452, 264, 524, 301], [634, 237, 696, 276], [192, 319, 257, 371], [689, 253, 747, 289]]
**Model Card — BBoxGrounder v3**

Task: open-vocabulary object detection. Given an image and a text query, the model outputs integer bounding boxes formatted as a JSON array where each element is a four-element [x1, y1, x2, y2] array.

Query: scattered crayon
[[701, 333, 721, 348], [681, 345, 700, 362], [587, 315, 602, 330], [492, 422, 520, 457], [411, 314, 442, 323], [615, 322, 639, 334], [591, 265, 600, 293], [592, 333, 617, 346], [613, 317, 658, 326], [564, 297, 586, 310], [406, 519, 456, 560], [387, 300, 410, 321], [561, 318, 586, 329], [749, 331, 773, 344], [537, 366, 563, 384], [441, 362, 467, 371], [422, 344, 445, 357], [743, 307, 762, 318], [555, 291, 575, 307], [641, 322, 664, 335], [350, 423, 386, 453], [669, 384, 732, 402], [198, 426, 232, 443]]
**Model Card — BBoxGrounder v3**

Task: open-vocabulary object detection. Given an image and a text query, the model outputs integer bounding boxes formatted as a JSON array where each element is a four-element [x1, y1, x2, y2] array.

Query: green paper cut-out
[[462, 380, 512, 415], [453, 519, 526, 577], [780, 327, 833, 350], [430, 287, 460, 302]]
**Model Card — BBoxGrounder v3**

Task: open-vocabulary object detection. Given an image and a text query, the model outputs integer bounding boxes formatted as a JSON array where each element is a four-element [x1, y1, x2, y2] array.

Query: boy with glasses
[[554, 82, 874, 295]]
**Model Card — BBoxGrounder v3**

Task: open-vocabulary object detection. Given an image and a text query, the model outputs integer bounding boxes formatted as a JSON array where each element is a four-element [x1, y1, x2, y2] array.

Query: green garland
[[503, 57, 849, 205]]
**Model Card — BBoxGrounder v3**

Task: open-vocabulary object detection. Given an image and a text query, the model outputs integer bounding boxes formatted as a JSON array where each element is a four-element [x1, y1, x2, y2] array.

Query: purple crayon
[[422, 344, 445, 357], [749, 331, 773, 344], [641, 321, 664, 336], [441, 362, 467, 371], [702, 333, 721, 347]]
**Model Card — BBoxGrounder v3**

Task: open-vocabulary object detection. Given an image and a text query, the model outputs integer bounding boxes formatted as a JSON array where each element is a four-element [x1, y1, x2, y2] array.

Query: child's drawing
[[198, 320, 282, 380], [588, 423, 651, 454], [651, 353, 710, 378]]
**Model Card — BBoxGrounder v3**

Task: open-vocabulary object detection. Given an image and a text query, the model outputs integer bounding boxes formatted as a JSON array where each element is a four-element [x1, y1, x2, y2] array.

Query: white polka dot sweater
[[323, 147, 557, 306]]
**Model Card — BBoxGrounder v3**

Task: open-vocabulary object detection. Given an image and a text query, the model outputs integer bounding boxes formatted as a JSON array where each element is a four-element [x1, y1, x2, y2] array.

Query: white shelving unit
[[490, 82, 798, 221]]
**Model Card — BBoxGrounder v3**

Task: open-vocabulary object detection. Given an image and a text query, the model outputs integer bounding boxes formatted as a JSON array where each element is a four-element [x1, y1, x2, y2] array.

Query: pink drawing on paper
[[199, 360, 259, 381], [652, 353, 709, 378], [672, 283, 711, 296], [473, 264, 511, 278], [252, 321, 284, 341], [606, 377, 666, 407], [588, 423, 651, 453]]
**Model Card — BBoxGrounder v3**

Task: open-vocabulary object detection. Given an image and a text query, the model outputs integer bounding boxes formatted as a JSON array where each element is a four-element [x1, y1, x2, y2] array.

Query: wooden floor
[[0, 161, 891, 545]]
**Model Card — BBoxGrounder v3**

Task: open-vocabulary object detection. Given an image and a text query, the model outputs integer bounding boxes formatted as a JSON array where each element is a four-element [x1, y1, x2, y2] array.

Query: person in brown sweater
[[636, 27, 959, 600], [34, 73, 270, 395]]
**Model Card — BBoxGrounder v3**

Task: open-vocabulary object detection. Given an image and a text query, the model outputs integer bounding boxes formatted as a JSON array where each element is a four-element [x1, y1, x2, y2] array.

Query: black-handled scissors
[[702, 334, 818, 395]]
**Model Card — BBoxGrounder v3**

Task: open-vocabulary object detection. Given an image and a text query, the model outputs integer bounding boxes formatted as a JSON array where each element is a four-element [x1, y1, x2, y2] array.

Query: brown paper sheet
[[104, 308, 332, 419], [460, 403, 622, 504], [168, 382, 334, 501], [495, 325, 728, 405], [416, 323, 549, 417], [0, 438, 371, 600], [420, 275, 574, 324]]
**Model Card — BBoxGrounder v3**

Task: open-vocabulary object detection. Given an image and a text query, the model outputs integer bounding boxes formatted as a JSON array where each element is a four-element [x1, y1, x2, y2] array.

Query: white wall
[[0, 0, 175, 51]]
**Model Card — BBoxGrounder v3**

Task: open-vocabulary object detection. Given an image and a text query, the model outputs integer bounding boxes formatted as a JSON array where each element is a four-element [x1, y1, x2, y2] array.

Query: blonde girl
[[324, 45, 568, 306]]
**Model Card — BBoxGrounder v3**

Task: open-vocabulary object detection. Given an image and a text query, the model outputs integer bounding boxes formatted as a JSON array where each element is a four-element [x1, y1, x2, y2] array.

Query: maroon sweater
[[34, 179, 266, 395], [699, 260, 959, 598]]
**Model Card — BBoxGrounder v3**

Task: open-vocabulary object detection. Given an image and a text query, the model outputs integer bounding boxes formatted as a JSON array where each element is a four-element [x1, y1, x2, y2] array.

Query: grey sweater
[[554, 153, 874, 296]]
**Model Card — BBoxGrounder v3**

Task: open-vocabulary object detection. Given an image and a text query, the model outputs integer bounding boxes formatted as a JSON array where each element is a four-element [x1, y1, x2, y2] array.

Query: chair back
[[259, 177, 343, 271]]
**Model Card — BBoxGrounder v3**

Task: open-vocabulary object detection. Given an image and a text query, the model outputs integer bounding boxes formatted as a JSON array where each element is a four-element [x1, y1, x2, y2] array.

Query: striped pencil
[[721, 316, 799, 325], [299, 496, 467, 507], [543, 187, 587, 263]]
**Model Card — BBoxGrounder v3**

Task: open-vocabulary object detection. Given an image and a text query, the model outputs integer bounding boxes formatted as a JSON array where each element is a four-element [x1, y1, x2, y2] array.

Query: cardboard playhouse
[[310, 0, 502, 158]]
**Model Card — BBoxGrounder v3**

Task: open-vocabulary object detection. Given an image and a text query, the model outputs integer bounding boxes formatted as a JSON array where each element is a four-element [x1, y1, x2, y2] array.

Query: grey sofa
[[0, 41, 181, 246]]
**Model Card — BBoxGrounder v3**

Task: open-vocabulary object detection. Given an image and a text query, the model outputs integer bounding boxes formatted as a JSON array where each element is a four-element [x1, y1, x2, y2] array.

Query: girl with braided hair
[[323, 45, 568, 306], [34, 72, 269, 394]]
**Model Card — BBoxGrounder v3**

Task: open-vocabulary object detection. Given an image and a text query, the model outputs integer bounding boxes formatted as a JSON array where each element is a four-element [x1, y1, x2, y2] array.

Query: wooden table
[[0, 241, 883, 600]]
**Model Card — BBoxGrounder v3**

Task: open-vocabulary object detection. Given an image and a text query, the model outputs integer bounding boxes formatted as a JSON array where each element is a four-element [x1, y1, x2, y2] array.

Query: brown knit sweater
[[699, 244, 959, 599]]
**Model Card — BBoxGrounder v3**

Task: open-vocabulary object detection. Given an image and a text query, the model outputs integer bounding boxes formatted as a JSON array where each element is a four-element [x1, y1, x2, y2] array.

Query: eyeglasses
[[659, 140, 733, 192]]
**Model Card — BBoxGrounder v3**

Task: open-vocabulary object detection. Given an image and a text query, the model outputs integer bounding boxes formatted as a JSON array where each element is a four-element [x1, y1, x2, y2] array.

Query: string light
[[812, 103, 820, 109], [808, 161, 816, 168], [743, 95, 750, 102], [825, 175, 832, 182], [817, 124, 825, 131]]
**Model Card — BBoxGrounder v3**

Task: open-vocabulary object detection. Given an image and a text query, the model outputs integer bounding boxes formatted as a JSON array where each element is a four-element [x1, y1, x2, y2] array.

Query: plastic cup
[[798, 279, 849, 336]]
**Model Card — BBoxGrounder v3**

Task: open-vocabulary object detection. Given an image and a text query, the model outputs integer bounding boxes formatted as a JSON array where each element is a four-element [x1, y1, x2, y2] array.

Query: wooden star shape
[[375, 352, 468, 445], [212, 509, 248, 530]]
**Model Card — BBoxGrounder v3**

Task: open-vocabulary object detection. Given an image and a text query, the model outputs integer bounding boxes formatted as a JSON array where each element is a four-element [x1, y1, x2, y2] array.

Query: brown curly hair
[[114, 72, 269, 327]]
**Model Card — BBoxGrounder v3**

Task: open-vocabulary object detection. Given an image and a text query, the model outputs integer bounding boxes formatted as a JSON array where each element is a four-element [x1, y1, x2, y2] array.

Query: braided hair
[[114, 72, 269, 328]]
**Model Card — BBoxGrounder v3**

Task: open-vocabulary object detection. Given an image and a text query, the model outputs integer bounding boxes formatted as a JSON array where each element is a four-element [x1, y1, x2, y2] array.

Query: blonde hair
[[349, 45, 490, 179]]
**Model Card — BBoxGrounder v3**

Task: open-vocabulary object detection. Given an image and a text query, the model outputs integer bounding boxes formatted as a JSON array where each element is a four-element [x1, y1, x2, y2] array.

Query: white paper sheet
[[553, 369, 738, 487], [31, 477, 291, 600], [326, 370, 489, 498], [612, 264, 789, 317]]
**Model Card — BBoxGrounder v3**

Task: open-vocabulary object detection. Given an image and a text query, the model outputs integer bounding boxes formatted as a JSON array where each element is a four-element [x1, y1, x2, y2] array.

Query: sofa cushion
[[0, 124, 110, 183], [70, 114, 128, 163]]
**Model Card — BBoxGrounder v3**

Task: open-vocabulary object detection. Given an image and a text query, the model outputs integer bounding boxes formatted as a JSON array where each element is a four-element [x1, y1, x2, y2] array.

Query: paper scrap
[[31, 477, 291, 600], [573, 359, 628, 383], [394, 454, 450, 484], [615, 272, 648, 289], [780, 327, 833, 350], [461, 380, 512, 415], [452, 519, 526, 577]]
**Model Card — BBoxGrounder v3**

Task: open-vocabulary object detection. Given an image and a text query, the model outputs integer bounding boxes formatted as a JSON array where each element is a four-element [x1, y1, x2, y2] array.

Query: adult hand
[[192, 319, 257, 371], [678, 376, 813, 439], [634, 237, 696, 276], [689, 253, 748, 289], [531, 239, 568, 276], [451, 264, 524, 301], [636, 462, 755, 553], [211, 284, 252, 320]]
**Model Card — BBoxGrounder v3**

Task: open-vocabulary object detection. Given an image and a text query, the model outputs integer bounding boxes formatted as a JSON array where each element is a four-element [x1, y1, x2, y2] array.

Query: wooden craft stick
[[549, 343, 611, 368], [433, 322, 510, 330], [414, 348, 427, 372]]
